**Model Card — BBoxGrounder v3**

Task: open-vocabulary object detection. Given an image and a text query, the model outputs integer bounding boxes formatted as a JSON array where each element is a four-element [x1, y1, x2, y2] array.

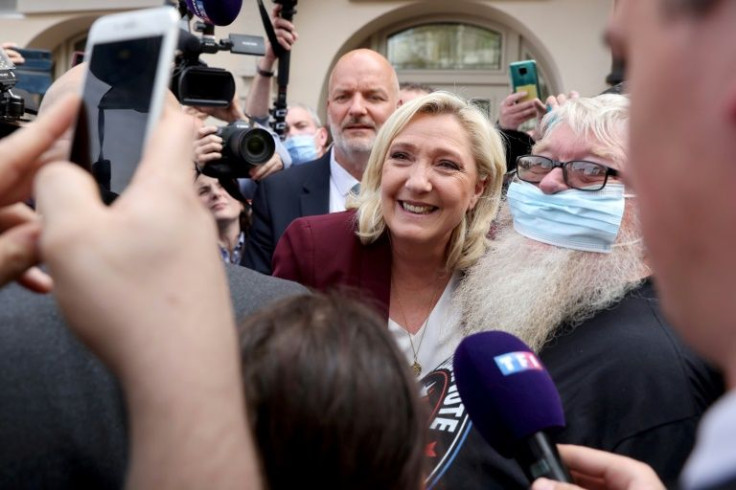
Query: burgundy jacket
[[272, 210, 392, 319]]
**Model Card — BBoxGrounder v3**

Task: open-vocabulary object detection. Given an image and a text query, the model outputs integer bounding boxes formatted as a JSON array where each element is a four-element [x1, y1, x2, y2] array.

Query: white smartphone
[[69, 7, 179, 200]]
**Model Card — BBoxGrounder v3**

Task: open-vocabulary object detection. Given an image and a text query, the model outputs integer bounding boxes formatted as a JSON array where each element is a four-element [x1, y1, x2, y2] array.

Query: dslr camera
[[201, 120, 276, 179]]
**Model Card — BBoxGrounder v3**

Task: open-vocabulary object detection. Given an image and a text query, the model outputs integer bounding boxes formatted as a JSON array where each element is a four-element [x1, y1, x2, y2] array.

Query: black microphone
[[185, 0, 242, 26], [453, 331, 573, 483]]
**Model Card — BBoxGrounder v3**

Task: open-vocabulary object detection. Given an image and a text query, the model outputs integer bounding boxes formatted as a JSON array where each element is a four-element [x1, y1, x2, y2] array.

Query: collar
[[330, 151, 360, 197]]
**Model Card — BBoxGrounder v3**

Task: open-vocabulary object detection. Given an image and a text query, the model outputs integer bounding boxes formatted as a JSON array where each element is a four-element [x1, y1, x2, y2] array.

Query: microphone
[[185, 0, 242, 26], [453, 331, 573, 483]]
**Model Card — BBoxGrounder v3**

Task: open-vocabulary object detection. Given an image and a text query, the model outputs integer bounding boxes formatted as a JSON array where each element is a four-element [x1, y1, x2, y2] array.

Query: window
[[0, 0, 17, 13], [387, 23, 502, 71]]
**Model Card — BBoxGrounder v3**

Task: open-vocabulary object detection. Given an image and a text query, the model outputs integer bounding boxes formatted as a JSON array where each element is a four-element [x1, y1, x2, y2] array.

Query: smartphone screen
[[68, 7, 179, 202], [70, 35, 165, 198]]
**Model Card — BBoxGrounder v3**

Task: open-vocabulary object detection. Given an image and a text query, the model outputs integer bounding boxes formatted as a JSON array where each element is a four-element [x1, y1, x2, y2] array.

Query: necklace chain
[[391, 275, 445, 377]]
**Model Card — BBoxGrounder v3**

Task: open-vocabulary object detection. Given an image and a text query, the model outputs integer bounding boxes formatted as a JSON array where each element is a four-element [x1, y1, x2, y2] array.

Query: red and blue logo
[[494, 351, 543, 375]]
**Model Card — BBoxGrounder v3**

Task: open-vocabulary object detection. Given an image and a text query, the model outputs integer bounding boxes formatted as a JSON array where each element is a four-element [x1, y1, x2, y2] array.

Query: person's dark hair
[[193, 166, 251, 234], [238, 293, 427, 490]]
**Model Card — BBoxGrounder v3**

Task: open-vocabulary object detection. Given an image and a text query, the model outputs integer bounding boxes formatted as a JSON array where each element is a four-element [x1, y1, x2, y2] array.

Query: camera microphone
[[453, 331, 573, 484], [185, 0, 242, 26]]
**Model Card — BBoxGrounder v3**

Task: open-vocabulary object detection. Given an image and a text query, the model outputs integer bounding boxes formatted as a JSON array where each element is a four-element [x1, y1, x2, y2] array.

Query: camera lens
[[237, 127, 275, 165]]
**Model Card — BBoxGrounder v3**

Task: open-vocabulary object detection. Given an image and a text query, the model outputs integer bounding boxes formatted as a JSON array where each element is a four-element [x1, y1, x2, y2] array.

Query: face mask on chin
[[506, 180, 626, 253], [284, 134, 320, 165]]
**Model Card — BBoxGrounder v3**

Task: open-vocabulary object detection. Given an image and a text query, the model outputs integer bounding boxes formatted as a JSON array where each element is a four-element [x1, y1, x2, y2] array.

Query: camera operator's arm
[[188, 92, 246, 125], [36, 107, 263, 490], [2, 42, 25, 65], [244, 5, 298, 122]]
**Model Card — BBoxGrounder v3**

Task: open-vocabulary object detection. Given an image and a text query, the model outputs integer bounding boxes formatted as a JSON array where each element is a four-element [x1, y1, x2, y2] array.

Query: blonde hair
[[351, 91, 506, 271], [535, 94, 629, 168]]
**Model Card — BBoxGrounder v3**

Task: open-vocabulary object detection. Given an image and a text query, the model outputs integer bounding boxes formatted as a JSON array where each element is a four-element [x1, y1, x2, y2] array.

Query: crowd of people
[[1, 0, 735, 488]]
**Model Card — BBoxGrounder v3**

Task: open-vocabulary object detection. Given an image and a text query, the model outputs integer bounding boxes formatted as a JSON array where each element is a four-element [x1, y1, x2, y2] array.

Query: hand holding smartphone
[[69, 7, 180, 199], [509, 60, 541, 104]]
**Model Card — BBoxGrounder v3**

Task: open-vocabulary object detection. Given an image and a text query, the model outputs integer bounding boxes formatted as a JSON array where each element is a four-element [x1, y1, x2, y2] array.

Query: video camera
[[171, 0, 266, 107], [172, 0, 278, 179], [0, 47, 25, 123]]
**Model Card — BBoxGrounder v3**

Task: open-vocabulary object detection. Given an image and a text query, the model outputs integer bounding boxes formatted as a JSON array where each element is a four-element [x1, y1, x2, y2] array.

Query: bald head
[[326, 49, 399, 178], [328, 49, 399, 97]]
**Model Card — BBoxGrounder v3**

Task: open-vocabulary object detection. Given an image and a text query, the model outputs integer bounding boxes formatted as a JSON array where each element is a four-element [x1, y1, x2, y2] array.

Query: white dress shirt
[[329, 152, 360, 213]]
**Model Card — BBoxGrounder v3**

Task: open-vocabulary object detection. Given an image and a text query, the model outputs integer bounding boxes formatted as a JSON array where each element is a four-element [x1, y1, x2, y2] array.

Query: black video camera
[[172, 1, 266, 107], [201, 120, 276, 179], [0, 47, 25, 122]]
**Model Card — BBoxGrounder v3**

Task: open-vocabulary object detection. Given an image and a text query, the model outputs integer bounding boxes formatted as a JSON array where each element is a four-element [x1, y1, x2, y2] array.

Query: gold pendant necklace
[[392, 275, 445, 378]]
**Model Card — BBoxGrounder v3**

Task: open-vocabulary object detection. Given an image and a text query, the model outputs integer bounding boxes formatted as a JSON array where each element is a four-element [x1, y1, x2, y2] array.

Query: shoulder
[[225, 264, 309, 318], [287, 210, 358, 235], [259, 151, 331, 189]]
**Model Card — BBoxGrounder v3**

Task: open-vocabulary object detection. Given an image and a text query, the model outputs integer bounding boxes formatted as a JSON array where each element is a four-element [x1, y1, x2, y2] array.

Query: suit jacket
[[244, 151, 332, 275], [273, 209, 392, 320], [0, 264, 307, 489]]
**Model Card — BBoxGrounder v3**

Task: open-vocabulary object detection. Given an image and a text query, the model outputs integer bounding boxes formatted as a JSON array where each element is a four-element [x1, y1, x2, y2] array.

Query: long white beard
[[456, 204, 650, 352]]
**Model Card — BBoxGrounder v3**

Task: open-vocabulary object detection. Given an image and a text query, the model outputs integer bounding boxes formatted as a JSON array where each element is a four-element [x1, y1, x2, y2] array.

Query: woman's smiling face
[[380, 112, 486, 252]]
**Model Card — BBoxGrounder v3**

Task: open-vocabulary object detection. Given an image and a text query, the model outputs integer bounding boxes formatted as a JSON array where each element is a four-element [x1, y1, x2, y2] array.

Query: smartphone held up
[[69, 7, 179, 201], [509, 60, 541, 104]]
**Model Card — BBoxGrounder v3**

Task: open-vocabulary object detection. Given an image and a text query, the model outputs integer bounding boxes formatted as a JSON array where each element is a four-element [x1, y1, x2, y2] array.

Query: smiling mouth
[[400, 201, 437, 214]]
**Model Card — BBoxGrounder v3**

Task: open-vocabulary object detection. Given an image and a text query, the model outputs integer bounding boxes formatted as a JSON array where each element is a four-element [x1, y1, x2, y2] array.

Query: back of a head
[[238, 293, 427, 490]]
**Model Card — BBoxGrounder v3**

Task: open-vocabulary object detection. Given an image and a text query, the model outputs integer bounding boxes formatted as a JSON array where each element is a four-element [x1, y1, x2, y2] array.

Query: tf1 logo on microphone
[[494, 351, 543, 376]]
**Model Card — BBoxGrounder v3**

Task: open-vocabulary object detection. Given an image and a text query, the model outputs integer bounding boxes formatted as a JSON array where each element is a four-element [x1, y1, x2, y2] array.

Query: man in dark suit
[[244, 49, 400, 274], [0, 265, 306, 489]]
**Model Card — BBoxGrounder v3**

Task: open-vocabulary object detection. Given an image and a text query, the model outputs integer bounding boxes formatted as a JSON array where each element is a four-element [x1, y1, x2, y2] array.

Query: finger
[[0, 220, 43, 290], [17, 266, 53, 294], [506, 91, 527, 103], [35, 161, 104, 235], [130, 107, 198, 189], [195, 152, 223, 164], [569, 90, 580, 100], [197, 126, 219, 138], [530, 477, 586, 490], [0, 94, 80, 204], [0, 203, 38, 232]]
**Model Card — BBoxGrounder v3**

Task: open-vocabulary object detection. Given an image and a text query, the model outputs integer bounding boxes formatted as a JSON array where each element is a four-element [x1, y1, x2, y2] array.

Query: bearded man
[[420, 95, 723, 490]]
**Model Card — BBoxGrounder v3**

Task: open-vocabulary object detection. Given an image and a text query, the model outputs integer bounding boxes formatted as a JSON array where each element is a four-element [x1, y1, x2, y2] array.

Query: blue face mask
[[506, 180, 626, 253], [284, 134, 319, 165]]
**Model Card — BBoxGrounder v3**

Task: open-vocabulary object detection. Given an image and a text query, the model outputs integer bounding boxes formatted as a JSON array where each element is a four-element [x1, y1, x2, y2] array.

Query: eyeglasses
[[515, 155, 620, 191]]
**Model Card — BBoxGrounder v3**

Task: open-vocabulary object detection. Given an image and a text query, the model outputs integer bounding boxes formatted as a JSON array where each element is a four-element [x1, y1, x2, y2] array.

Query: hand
[[35, 107, 230, 375], [0, 93, 79, 292], [498, 92, 546, 131], [259, 5, 299, 69], [531, 445, 665, 490], [35, 106, 261, 489], [2, 42, 24, 65], [194, 125, 224, 165], [248, 153, 283, 181], [188, 92, 246, 124], [545, 91, 581, 112]]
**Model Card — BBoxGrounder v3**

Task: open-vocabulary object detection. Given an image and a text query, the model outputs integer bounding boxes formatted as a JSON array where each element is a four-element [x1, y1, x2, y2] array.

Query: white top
[[329, 152, 360, 213], [681, 390, 736, 489], [388, 271, 464, 378]]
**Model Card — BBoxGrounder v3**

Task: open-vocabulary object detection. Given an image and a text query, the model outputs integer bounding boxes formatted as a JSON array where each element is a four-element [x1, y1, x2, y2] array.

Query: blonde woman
[[273, 91, 506, 376]]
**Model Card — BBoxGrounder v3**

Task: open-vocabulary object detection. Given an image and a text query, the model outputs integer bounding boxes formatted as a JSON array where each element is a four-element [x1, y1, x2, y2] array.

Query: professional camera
[[201, 120, 276, 179], [171, 0, 266, 107], [0, 47, 25, 123]]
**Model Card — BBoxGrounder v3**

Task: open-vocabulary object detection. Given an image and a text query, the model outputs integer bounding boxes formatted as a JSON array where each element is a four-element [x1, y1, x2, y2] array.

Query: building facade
[[0, 0, 614, 121]]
